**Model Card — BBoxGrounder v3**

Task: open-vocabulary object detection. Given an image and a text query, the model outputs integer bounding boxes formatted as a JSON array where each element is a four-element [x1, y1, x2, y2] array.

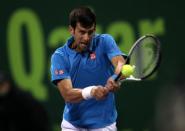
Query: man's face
[[70, 22, 95, 52]]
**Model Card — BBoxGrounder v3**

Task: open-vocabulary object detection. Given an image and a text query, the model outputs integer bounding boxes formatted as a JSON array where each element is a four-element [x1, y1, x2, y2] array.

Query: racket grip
[[114, 73, 122, 81]]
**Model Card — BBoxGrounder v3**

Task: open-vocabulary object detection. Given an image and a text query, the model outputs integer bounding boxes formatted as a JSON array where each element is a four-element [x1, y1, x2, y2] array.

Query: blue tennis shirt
[[50, 34, 125, 128]]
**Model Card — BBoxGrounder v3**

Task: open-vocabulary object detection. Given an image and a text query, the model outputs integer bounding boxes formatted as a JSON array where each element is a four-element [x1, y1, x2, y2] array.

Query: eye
[[88, 30, 94, 36], [80, 30, 85, 35]]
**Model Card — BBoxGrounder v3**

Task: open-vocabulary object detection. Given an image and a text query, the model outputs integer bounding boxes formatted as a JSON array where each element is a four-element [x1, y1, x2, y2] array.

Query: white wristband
[[82, 86, 96, 100]]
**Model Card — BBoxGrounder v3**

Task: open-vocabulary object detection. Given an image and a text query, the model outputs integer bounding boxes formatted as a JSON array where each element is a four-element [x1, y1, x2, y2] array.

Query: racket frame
[[115, 34, 161, 82]]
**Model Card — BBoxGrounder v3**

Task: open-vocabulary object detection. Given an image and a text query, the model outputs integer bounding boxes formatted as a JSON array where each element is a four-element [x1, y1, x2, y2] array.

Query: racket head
[[126, 34, 161, 80]]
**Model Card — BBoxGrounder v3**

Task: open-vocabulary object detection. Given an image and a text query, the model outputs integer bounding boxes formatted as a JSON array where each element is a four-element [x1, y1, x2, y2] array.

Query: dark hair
[[69, 6, 96, 28]]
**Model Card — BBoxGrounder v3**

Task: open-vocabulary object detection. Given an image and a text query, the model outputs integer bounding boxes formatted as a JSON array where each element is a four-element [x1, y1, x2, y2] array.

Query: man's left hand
[[105, 77, 121, 92]]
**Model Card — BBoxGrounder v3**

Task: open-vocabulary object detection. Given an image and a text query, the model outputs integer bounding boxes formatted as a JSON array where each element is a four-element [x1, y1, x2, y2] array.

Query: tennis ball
[[121, 64, 135, 77]]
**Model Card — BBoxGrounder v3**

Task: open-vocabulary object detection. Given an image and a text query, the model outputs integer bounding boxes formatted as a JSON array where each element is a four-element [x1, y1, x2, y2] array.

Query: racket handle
[[114, 72, 122, 81]]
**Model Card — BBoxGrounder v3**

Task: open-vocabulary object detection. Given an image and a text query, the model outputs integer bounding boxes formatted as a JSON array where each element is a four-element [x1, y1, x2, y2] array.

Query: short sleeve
[[50, 52, 70, 85]]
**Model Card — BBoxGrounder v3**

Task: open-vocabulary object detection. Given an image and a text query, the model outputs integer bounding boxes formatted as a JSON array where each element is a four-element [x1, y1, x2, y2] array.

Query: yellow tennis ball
[[121, 64, 135, 77]]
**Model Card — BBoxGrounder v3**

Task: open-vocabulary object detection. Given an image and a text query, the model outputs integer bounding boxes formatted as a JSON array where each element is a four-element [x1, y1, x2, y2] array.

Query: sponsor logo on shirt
[[55, 69, 64, 75], [90, 52, 96, 60], [55, 70, 58, 75], [59, 70, 64, 75]]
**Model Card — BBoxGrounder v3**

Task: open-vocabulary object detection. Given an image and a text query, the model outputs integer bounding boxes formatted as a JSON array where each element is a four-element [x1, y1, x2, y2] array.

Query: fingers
[[106, 78, 121, 92], [90, 77, 122, 101], [105, 80, 114, 91], [91, 86, 109, 100]]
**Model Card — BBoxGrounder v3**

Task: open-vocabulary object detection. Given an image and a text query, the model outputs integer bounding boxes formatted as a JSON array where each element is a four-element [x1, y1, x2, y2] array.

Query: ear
[[69, 25, 74, 36]]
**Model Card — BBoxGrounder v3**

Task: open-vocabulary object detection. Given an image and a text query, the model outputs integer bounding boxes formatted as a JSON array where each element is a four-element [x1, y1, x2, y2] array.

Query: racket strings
[[129, 36, 160, 79]]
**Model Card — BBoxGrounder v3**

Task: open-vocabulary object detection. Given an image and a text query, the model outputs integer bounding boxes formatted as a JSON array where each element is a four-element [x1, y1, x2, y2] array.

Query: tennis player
[[50, 6, 126, 131]]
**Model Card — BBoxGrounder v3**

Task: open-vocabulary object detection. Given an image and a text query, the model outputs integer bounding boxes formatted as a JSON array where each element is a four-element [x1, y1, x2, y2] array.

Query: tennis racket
[[115, 34, 161, 82]]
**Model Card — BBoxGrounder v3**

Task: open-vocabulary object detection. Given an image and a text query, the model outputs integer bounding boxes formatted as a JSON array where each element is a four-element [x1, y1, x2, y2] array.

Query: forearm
[[62, 86, 107, 103], [63, 88, 83, 103], [57, 79, 83, 103], [112, 55, 126, 75], [57, 79, 109, 103], [106, 55, 126, 92]]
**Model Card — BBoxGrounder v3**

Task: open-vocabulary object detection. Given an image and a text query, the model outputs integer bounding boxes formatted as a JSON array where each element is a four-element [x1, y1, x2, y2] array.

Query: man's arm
[[57, 79, 83, 103], [111, 55, 126, 74], [57, 79, 109, 103], [106, 55, 126, 91]]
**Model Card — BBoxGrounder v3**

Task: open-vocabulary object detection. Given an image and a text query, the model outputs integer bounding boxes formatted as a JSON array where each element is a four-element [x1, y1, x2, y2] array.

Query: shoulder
[[51, 36, 73, 58], [51, 45, 67, 60], [52, 46, 66, 56], [93, 34, 116, 49], [50, 45, 70, 67], [92, 34, 115, 48], [94, 34, 115, 41]]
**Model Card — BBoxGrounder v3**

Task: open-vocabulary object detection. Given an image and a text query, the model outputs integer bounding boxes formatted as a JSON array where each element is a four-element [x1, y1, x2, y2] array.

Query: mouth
[[80, 42, 88, 48]]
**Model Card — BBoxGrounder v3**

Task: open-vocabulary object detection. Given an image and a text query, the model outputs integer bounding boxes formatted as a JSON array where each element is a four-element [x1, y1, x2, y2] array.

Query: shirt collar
[[65, 36, 77, 55]]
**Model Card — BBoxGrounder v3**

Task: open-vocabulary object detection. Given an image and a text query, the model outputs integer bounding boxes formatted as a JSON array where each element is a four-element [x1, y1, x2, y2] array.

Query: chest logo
[[90, 52, 96, 60]]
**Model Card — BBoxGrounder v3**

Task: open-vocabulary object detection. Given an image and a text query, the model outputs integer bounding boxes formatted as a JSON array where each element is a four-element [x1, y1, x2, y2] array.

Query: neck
[[70, 41, 82, 52], [70, 41, 77, 49]]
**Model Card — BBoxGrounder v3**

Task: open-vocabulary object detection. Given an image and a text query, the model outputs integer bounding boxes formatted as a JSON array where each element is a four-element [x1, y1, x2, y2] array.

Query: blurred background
[[1, 0, 185, 130]]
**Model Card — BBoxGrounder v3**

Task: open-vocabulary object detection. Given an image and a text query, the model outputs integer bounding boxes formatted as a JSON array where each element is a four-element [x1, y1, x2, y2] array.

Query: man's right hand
[[91, 86, 109, 100]]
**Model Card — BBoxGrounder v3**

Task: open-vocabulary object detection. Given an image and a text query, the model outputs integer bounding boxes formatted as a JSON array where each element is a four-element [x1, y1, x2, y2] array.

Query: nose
[[83, 33, 90, 42]]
